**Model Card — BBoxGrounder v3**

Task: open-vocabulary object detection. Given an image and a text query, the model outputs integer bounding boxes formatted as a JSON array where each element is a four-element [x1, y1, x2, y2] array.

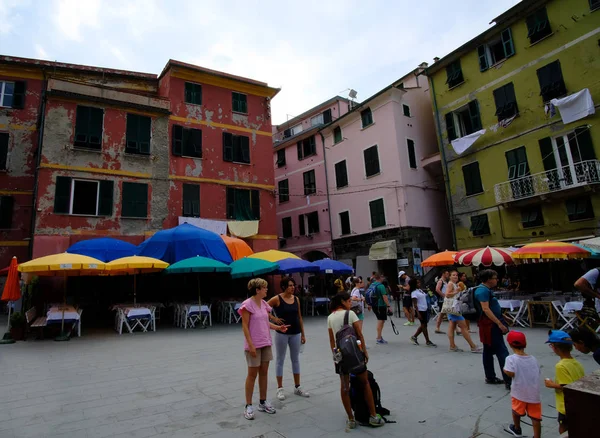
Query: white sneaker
[[258, 400, 276, 414], [244, 404, 254, 420], [276, 387, 285, 400], [293, 386, 310, 397]]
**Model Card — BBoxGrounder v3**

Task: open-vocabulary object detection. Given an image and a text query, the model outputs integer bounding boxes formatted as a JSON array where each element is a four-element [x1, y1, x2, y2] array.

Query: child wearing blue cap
[[543, 330, 585, 435]]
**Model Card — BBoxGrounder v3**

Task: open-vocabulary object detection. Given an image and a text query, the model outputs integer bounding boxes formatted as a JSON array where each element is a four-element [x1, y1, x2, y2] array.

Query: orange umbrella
[[512, 240, 590, 261], [421, 250, 458, 267], [1, 257, 21, 331], [220, 235, 254, 260]]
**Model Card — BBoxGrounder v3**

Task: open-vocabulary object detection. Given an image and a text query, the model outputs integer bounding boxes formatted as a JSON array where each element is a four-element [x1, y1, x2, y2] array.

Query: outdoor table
[[220, 301, 242, 324], [312, 297, 331, 316], [499, 300, 521, 311], [176, 304, 211, 328], [46, 305, 82, 337], [116, 306, 155, 334], [527, 301, 557, 328]]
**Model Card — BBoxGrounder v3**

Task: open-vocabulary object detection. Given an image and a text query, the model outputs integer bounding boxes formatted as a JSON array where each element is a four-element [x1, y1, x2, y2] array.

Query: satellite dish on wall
[[348, 89, 358, 99]]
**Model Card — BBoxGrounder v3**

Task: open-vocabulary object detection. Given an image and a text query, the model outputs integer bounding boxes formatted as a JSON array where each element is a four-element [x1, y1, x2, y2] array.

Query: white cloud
[[0, 0, 27, 34], [35, 44, 49, 59], [52, 0, 100, 41]]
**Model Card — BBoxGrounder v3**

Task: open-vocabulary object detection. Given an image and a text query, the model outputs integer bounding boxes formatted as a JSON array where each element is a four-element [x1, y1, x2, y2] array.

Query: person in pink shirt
[[239, 278, 289, 420]]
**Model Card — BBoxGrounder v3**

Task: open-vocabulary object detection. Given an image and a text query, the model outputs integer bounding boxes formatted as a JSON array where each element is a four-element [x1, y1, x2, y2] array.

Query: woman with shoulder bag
[[445, 271, 482, 353]]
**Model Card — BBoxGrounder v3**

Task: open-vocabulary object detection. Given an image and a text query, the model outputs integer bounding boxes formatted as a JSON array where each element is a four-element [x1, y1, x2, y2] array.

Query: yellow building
[[425, 0, 600, 250]]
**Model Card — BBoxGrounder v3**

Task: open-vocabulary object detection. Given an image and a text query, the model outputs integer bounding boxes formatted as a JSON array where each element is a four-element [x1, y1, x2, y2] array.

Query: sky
[[0, 0, 522, 125]]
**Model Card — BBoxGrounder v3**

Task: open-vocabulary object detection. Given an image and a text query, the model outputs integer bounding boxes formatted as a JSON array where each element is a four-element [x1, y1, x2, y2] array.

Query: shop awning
[[369, 240, 397, 261]]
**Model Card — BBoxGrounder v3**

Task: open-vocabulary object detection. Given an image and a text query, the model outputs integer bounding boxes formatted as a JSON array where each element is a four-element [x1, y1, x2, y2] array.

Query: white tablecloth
[[187, 305, 210, 314], [314, 298, 330, 304], [563, 302, 583, 313], [47, 306, 80, 322], [499, 300, 522, 311], [125, 307, 151, 318]]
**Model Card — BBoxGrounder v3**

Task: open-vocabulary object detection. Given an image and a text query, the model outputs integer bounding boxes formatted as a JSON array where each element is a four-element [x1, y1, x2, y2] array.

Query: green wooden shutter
[[0, 133, 8, 170], [0, 196, 14, 228], [323, 109, 332, 124], [445, 112, 457, 141], [468, 100, 482, 132], [122, 182, 148, 218], [89, 108, 103, 146], [172, 125, 183, 156], [74, 106, 89, 145], [126, 114, 138, 152], [226, 188, 235, 219], [183, 184, 200, 217], [251, 190, 260, 219], [240, 136, 250, 163], [407, 139, 417, 169], [501, 28, 515, 58], [98, 180, 114, 216], [11, 81, 26, 109], [297, 142, 303, 160], [223, 132, 234, 162], [477, 45, 488, 72], [505, 150, 518, 180], [574, 126, 596, 161], [54, 176, 72, 213], [493, 87, 507, 117], [138, 116, 151, 154], [191, 129, 203, 157], [298, 214, 305, 236], [538, 137, 557, 171], [184, 83, 193, 103], [516, 147, 530, 177]]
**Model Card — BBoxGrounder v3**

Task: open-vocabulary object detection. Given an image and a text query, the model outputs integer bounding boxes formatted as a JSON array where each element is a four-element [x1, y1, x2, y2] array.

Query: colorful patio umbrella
[[311, 258, 353, 275], [220, 235, 254, 260], [421, 250, 458, 267], [136, 223, 233, 264], [249, 250, 301, 263], [18, 253, 106, 340], [512, 241, 591, 261], [67, 237, 137, 262], [455, 247, 514, 267], [105, 256, 169, 306], [276, 258, 319, 274], [230, 258, 279, 279], [1, 257, 20, 333]]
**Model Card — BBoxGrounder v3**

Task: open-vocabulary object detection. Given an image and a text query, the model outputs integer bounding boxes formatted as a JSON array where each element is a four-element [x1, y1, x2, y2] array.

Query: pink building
[[273, 97, 350, 260], [320, 65, 452, 281]]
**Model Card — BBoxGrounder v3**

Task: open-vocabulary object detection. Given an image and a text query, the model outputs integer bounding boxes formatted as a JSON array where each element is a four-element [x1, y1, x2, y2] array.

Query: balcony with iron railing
[[494, 159, 600, 204]]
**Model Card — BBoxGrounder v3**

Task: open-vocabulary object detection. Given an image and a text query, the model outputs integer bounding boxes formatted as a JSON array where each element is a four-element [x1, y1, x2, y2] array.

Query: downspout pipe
[[427, 73, 457, 250], [29, 73, 47, 259], [319, 131, 336, 260]]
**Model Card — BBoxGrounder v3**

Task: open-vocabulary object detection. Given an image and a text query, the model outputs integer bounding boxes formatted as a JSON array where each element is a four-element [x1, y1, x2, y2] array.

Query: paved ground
[[0, 312, 597, 438]]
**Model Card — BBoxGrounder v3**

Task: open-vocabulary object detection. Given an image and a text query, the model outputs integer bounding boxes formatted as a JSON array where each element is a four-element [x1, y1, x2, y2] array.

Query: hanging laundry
[[450, 129, 486, 155], [499, 114, 517, 128], [551, 88, 595, 124]]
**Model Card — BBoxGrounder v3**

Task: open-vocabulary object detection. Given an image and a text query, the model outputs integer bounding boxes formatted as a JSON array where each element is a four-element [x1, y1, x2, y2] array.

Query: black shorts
[[557, 412, 567, 426], [417, 309, 430, 324], [373, 306, 388, 321], [402, 296, 413, 309]]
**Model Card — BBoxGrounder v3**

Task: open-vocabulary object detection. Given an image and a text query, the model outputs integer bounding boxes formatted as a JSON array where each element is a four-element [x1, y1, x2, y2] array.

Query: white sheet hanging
[[450, 129, 486, 155], [551, 88, 595, 125], [177, 217, 228, 235]]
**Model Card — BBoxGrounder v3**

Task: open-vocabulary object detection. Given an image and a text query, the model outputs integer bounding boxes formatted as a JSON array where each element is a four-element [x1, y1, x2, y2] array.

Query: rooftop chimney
[[433, 57, 440, 63], [418, 62, 429, 69]]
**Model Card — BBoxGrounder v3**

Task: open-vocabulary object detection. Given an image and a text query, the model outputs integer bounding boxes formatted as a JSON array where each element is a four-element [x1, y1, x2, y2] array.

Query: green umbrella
[[229, 258, 279, 279]]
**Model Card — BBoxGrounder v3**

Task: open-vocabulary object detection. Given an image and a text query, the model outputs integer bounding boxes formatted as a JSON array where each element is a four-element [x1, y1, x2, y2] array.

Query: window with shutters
[[505, 146, 532, 198], [298, 214, 306, 236], [53, 176, 113, 216], [297, 136, 316, 160], [0, 132, 8, 170], [303, 170, 316, 195], [74, 106, 104, 150], [333, 126, 343, 144], [335, 160, 348, 189], [184, 82, 202, 105], [278, 179, 289, 203], [311, 113, 324, 126], [566, 196, 594, 221], [226, 188, 260, 220], [403, 104, 411, 117], [282, 217, 292, 238], [526, 7, 552, 45], [407, 139, 417, 169], [125, 113, 151, 155], [0, 196, 14, 229], [470, 214, 490, 236], [536, 60, 566, 102], [222, 132, 250, 164], [477, 28, 515, 72], [182, 184, 200, 217], [232, 92, 247, 113], [445, 60, 464, 89], [493, 83, 518, 122], [462, 162, 483, 196], [307, 211, 319, 234], [172, 125, 202, 158], [363, 145, 380, 177], [276, 149, 286, 168], [0, 81, 25, 108], [591, 0, 600, 11], [369, 198, 386, 229], [521, 205, 544, 228], [339, 211, 351, 235], [445, 100, 482, 141], [121, 182, 148, 218], [361, 108, 373, 128]]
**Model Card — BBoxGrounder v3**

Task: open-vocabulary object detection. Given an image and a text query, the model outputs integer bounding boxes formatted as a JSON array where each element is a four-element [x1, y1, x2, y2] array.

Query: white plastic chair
[[552, 301, 572, 330], [504, 300, 528, 328]]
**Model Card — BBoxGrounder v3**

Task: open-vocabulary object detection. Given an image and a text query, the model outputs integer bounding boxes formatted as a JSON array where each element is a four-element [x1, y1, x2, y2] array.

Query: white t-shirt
[[411, 289, 428, 311], [327, 309, 359, 337], [581, 268, 600, 311], [437, 279, 448, 296], [503, 354, 541, 403], [351, 288, 364, 312]]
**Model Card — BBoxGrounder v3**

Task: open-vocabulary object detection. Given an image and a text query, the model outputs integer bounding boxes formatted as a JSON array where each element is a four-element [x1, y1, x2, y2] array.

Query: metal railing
[[494, 159, 600, 204]]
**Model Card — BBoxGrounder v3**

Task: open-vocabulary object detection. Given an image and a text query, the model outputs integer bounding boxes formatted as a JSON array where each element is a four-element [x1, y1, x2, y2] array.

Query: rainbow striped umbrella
[[512, 240, 590, 261], [455, 247, 514, 267]]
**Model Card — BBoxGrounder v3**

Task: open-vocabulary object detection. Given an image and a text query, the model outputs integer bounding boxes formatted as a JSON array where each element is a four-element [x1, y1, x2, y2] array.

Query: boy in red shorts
[[503, 331, 541, 438]]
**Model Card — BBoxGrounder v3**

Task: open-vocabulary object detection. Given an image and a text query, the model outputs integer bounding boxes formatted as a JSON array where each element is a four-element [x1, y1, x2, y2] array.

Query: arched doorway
[[304, 250, 329, 262]]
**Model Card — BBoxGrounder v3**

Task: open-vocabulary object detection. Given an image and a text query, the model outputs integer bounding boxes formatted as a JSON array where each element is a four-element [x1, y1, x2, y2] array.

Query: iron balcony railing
[[494, 159, 600, 204]]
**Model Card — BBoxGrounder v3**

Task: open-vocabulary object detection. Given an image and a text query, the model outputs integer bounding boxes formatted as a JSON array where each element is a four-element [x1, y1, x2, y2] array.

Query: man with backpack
[[367, 273, 392, 345], [574, 268, 600, 330]]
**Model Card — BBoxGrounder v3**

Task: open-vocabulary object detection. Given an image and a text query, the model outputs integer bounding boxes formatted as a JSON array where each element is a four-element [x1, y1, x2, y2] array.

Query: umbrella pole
[[55, 274, 70, 342], [134, 274, 137, 306], [6, 303, 11, 332]]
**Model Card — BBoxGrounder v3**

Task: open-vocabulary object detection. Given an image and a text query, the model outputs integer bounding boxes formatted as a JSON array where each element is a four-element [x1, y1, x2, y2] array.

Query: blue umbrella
[[574, 243, 600, 259], [66, 238, 137, 262], [136, 223, 233, 264], [276, 258, 319, 274], [312, 258, 353, 275]]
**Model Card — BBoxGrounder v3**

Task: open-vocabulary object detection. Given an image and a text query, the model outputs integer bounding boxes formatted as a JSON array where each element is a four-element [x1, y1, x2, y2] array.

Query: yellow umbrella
[[248, 250, 300, 263], [105, 256, 169, 305], [18, 253, 106, 340]]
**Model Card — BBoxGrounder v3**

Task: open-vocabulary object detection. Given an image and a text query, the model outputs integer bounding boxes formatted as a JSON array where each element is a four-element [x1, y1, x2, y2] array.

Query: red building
[[0, 56, 280, 267]]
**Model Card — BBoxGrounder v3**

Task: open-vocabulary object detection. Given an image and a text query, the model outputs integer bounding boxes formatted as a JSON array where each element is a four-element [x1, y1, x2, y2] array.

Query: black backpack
[[459, 287, 477, 315], [335, 311, 366, 375], [350, 371, 394, 426]]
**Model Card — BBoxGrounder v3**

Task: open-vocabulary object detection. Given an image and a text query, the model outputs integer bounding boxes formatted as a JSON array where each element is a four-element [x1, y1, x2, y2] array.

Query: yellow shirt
[[554, 357, 585, 414]]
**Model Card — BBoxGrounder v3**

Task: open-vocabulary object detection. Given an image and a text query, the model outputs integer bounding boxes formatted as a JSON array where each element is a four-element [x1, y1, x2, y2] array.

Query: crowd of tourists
[[236, 266, 600, 436]]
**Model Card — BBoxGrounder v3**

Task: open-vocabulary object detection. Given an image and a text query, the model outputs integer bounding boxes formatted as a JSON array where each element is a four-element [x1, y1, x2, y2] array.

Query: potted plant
[[9, 311, 26, 341]]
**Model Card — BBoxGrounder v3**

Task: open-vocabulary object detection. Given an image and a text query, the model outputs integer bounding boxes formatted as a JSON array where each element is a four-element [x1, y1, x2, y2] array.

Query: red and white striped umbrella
[[454, 246, 514, 267]]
